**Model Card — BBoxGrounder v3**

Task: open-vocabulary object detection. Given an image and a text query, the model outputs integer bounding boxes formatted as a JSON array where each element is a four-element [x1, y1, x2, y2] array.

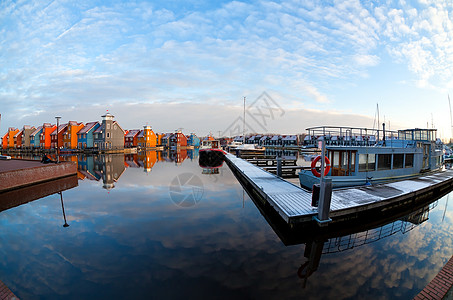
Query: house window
[[107, 123, 110, 130], [107, 132, 110, 138]]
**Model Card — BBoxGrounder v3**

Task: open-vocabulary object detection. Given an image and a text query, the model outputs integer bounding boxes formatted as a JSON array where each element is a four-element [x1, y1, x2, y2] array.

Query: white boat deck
[[225, 153, 453, 223]]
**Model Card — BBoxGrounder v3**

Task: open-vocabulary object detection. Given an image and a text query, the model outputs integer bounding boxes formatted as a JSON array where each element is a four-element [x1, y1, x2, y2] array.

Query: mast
[[243, 96, 246, 144], [377, 103, 380, 142], [449, 95, 453, 140]]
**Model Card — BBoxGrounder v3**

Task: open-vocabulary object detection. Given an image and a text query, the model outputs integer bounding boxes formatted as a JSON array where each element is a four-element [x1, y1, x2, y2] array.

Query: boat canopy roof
[[397, 128, 437, 142]]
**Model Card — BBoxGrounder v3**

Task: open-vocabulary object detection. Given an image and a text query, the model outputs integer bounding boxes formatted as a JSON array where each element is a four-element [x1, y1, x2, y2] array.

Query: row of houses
[[233, 134, 300, 146], [2, 113, 201, 150]]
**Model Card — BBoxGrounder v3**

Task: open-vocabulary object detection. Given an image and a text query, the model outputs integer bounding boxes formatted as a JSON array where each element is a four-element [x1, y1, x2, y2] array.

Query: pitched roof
[[78, 122, 99, 134], [125, 129, 141, 138], [30, 126, 43, 136], [50, 123, 67, 135], [13, 129, 23, 138]]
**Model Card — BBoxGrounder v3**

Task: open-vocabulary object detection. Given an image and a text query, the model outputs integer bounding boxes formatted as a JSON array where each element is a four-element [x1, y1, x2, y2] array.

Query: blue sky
[[1, 0, 453, 138]]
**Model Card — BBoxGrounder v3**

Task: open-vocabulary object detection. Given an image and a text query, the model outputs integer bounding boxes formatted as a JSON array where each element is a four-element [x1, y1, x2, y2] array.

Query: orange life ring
[[311, 155, 331, 177]]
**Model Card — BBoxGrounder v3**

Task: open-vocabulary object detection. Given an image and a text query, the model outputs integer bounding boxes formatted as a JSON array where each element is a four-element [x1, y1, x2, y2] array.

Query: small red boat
[[199, 140, 225, 168]]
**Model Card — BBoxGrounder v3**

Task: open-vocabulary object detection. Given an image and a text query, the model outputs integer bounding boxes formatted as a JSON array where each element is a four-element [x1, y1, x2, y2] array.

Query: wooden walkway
[[224, 153, 453, 224]]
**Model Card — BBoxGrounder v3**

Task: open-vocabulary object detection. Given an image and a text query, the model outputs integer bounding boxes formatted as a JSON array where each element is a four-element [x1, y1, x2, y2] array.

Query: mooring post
[[314, 139, 332, 226]]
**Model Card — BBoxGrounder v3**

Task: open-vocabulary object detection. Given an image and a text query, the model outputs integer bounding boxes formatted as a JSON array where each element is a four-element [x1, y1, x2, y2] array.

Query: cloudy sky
[[1, 0, 453, 138]]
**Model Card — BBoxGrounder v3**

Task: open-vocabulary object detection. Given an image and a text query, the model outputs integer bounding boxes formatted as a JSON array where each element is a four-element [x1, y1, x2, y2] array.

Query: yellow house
[[137, 125, 157, 148]]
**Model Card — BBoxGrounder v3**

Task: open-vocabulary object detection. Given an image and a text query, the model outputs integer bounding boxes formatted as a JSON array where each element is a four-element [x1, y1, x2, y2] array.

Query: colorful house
[[30, 126, 43, 148], [138, 150, 157, 172], [39, 123, 56, 149], [170, 130, 187, 148], [138, 126, 157, 148], [63, 121, 84, 149], [187, 134, 200, 147], [124, 129, 140, 148], [13, 129, 23, 148], [21, 125, 36, 149], [4, 128, 19, 148], [93, 113, 126, 150], [77, 122, 100, 148], [50, 123, 67, 149], [160, 133, 172, 148]]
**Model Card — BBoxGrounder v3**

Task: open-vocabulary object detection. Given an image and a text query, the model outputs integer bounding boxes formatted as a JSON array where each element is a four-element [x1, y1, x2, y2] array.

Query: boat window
[[378, 154, 391, 170], [350, 152, 356, 172], [393, 154, 404, 169], [405, 153, 414, 168], [359, 154, 375, 172]]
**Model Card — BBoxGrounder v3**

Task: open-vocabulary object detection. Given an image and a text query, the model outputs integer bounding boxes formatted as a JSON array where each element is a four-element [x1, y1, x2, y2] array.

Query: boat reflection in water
[[243, 175, 450, 288]]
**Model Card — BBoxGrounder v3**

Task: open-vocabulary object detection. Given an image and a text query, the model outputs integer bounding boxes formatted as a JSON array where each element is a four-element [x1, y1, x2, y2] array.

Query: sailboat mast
[[243, 96, 246, 144], [449, 95, 453, 141], [377, 103, 380, 142]]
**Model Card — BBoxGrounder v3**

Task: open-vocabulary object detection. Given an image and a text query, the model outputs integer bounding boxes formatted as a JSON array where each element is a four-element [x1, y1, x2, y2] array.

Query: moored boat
[[199, 140, 225, 168], [299, 126, 444, 190]]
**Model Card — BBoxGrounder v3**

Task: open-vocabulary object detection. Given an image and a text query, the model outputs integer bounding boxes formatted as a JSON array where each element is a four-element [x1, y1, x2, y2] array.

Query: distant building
[[77, 122, 100, 148], [93, 113, 126, 150], [282, 135, 298, 146], [13, 129, 23, 148], [50, 123, 67, 149], [4, 127, 19, 148], [160, 133, 172, 148], [124, 129, 140, 148], [30, 126, 43, 148], [137, 126, 157, 148], [171, 130, 187, 148], [1, 132, 7, 149], [63, 121, 84, 149], [187, 134, 200, 147], [21, 125, 36, 149], [40, 123, 56, 149]]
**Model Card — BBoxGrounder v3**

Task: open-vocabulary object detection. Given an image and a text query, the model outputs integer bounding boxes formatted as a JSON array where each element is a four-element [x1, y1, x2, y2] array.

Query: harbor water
[[0, 151, 452, 299]]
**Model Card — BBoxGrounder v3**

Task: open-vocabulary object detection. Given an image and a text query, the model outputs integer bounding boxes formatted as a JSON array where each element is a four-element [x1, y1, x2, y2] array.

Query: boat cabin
[[299, 127, 443, 190]]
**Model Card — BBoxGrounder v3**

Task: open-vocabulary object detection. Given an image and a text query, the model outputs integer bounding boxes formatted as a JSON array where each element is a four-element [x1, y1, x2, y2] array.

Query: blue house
[[29, 125, 43, 148], [187, 134, 200, 147], [77, 121, 100, 148]]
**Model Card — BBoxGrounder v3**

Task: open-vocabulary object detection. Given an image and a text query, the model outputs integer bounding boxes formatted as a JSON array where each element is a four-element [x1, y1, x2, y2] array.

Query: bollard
[[314, 177, 332, 226], [276, 157, 282, 177]]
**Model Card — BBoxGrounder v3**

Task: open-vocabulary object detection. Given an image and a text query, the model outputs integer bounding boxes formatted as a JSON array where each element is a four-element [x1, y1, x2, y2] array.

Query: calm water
[[0, 151, 452, 299]]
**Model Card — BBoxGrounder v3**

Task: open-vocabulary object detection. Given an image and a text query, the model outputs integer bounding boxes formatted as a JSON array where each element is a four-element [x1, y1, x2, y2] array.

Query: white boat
[[299, 126, 444, 190]]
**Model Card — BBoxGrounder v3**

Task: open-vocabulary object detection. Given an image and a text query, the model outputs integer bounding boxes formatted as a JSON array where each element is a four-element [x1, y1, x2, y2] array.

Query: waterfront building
[[282, 135, 298, 146], [93, 154, 126, 190], [187, 134, 200, 147], [50, 123, 67, 149], [3, 128, 19, 149], [171, 130, 187, 148], [137, 150, 157, 172], [93, 113, 125, 150], [40, 123, 56, 149], [138, 126, 157, 148], [160, 133, 172, 148], [63, 121, 84, 149], [29, 126, 43, 148], [124, 129, 140, 148], [77, 122, 100, 148], [13, 129, 23, 148], [21, 125, 36, 149]]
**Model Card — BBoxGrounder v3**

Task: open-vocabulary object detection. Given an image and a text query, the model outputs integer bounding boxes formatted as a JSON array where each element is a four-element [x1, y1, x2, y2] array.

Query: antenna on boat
[[376, 103, 380, 142], [243, 96, 246, 144]]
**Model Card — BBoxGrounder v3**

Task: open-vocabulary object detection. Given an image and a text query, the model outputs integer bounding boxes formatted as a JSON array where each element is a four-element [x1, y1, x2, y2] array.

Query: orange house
[[51, 123, 68, 149], [138, 126, 157, 148], [4, 128, 19, 148], [40, 123, 56, 149], [63, 121, 84, 149]]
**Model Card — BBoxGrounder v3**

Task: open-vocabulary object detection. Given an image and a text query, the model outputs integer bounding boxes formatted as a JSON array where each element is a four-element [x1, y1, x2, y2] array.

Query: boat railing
[[303, 126, 398, 147]]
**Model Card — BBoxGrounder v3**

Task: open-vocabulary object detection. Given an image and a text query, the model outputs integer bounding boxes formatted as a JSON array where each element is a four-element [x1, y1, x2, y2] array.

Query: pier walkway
[[224, 153, 453, 224]]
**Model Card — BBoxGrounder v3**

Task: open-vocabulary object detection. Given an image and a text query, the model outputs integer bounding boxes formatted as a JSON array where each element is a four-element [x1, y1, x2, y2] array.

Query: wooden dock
[[0, 159, 77, 192], [224, 153, 453, 224]]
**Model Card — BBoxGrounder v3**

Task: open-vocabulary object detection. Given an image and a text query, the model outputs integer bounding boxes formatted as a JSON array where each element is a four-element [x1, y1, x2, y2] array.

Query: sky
[[1, 0, 453, 139]]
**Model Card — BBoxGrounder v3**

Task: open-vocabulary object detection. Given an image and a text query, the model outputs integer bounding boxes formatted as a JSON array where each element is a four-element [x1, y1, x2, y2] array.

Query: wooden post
[[315, 140, 332, 226]]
